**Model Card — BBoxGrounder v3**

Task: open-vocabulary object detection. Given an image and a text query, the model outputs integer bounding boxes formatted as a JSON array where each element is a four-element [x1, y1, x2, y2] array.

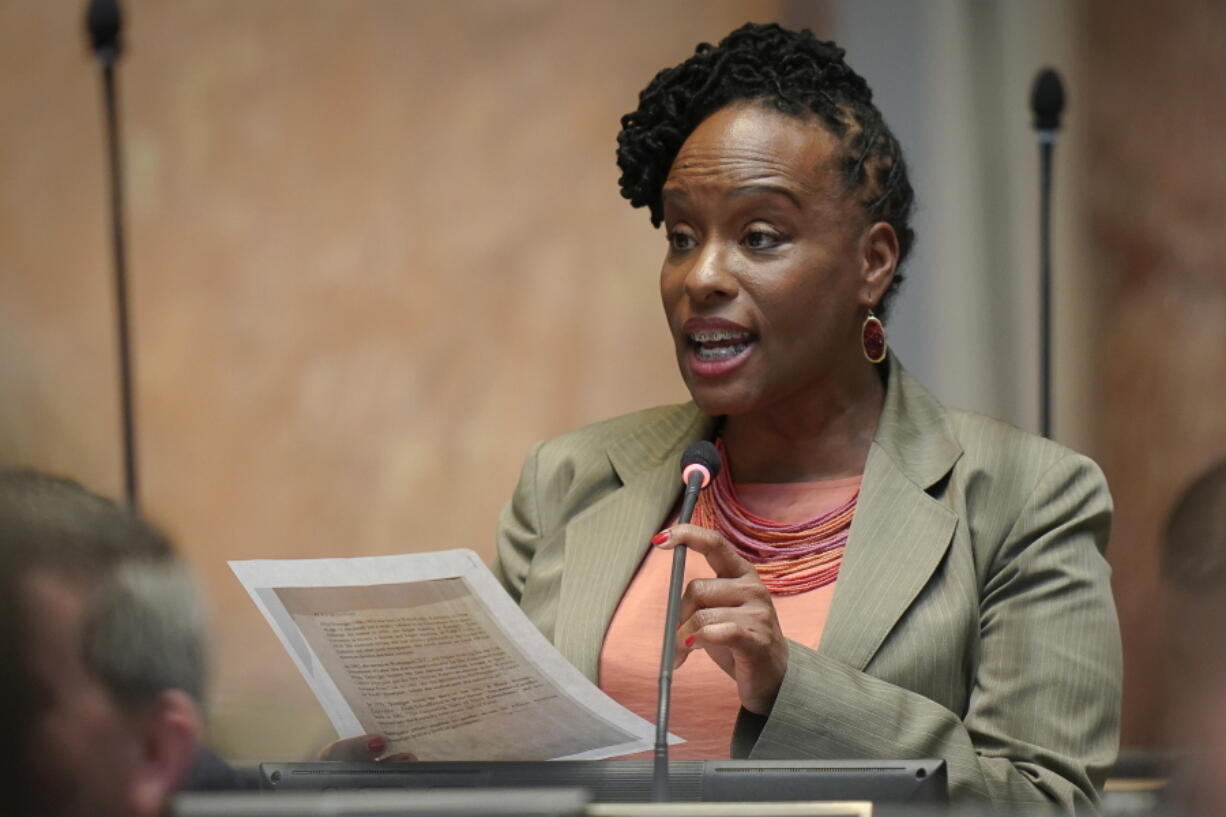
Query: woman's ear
[[128, 688, 203, 817], [860, 221, 899, 308]]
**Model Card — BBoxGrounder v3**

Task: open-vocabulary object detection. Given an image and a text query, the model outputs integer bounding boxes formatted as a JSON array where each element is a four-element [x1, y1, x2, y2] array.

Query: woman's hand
[[316, 734, 416, 762], [654, 523, 788, 715]]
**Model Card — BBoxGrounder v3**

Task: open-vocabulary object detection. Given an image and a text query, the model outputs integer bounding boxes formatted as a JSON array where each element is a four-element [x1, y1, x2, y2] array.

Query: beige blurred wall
[[1078, 0, 1226, 748], [9, 0, 1223, 764], [0, 0, 791, 760]]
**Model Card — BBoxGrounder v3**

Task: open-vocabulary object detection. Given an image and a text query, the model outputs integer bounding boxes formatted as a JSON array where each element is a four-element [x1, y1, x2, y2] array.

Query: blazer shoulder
[[945, 407, 1103, 479], [520, 403, 705, 509], [942, 408, 1112, 540], [535, 402, 702, 465]]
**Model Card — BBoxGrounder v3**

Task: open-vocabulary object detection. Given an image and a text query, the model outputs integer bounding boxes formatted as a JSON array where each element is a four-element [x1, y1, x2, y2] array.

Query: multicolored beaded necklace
[[691, 438, 857, 596]]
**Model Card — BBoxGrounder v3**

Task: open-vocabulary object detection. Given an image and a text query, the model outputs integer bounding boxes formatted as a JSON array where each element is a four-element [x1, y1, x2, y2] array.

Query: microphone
[[86, 0, 123, 65], [1030, 68, 1066, 141], [677, 440, 720, 525], [652, 441, 721, 801], [1030, 67, 1065, 440]]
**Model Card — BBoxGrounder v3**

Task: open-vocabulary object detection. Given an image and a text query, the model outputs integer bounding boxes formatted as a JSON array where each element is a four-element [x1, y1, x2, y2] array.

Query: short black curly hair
[[616, 22, 915, 319]]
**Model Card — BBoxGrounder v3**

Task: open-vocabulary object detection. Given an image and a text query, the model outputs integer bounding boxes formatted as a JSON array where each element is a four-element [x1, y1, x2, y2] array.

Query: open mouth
[[688, 328, 755, 361]]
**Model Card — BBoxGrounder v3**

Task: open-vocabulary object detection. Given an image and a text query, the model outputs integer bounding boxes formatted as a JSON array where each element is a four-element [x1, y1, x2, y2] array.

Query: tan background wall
[[0, 0, 787, 760], [4, 0, 1225, 762]]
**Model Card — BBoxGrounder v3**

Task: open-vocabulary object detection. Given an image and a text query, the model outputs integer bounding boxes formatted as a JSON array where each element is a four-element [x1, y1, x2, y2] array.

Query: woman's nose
[[683, 242, 738, 303]]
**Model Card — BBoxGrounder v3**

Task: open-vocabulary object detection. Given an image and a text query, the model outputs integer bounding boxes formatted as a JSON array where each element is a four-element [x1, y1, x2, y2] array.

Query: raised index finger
[[657, 523, 755, 579]]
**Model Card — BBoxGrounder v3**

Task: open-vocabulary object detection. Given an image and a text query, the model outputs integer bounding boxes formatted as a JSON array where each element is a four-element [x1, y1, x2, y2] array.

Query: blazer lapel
[[819, 356, 962, 671], [554, 405, 714, 681], [550, 356, 960, 679]]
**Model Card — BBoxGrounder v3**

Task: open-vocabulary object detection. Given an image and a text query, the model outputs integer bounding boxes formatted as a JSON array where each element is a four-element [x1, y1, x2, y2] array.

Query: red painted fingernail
[[368, 736, 387, 754], [651, 531, 670, 546], [684, 635, 696, 647]]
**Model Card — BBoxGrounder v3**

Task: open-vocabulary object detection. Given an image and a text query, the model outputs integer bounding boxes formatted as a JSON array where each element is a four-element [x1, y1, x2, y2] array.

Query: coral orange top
[[598, 476, 862, 759]]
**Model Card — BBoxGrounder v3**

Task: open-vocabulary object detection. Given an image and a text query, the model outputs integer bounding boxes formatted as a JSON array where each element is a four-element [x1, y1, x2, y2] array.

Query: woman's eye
[[743, 229, 783, 250], [667, 230, 696, 251]]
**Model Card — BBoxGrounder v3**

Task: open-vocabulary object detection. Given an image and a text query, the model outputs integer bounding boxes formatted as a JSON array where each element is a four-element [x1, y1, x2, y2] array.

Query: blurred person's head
[[1162, 459, 1226, 815], [0, 468, 205, 817]]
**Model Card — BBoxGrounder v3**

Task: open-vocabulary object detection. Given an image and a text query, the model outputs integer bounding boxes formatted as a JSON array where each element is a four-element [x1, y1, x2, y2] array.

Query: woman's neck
[[719, 363, 885, 483]]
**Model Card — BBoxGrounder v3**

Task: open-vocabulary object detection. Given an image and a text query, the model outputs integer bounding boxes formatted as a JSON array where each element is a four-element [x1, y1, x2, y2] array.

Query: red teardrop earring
[[861, 309, 887, 363]]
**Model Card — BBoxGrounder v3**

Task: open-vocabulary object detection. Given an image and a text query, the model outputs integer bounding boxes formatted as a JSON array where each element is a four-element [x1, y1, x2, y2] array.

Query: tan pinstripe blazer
[[494, 355, 1121, 812]]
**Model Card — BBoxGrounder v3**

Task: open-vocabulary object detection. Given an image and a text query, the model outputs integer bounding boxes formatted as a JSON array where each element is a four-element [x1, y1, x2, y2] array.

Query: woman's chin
[[684, 381, 760, 418]]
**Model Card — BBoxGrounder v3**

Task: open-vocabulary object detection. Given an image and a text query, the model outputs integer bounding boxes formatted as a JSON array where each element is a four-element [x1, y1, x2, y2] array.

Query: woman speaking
[[492, 22, 1121, 812], [332, 22, 1121, 812]]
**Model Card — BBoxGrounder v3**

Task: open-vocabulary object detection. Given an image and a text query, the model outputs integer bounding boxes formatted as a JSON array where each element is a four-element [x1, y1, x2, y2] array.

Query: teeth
[[696, 342, 749, 361], [689, 329, 750, 342]]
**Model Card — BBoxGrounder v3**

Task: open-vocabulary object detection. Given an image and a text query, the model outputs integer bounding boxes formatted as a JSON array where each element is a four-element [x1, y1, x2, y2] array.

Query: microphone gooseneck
[[85, 0, 139, 509], [1030, 67, 1065, 440], [653, 441, 721, 801]]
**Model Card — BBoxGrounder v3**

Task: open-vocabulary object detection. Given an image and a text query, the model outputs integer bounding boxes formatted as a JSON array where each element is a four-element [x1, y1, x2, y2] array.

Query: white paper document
[[229, 550, 680, 761]]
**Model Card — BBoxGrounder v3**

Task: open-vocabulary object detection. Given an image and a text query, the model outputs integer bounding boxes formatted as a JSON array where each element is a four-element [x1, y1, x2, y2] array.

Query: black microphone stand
[[652, 533, 688, 802], [1031, 68, 1065, 441], [652, 470, 704, 802], [1038, 132, 1054, 440], [652, 443, 719, 802], [86, 0, 139, 509]]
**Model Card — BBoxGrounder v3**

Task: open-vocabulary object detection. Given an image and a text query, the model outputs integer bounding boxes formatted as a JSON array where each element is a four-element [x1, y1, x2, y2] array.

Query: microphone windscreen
[[87, 0, 122, 52], [680, 440, 721, 487], [1030, 68, 1065, 131]]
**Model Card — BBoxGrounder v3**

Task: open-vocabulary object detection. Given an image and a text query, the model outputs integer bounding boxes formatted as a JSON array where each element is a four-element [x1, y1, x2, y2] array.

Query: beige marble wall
[[23, 0, 1215, 762], [0, 0, 789, 760], [1078, 0, 1226, 747]]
